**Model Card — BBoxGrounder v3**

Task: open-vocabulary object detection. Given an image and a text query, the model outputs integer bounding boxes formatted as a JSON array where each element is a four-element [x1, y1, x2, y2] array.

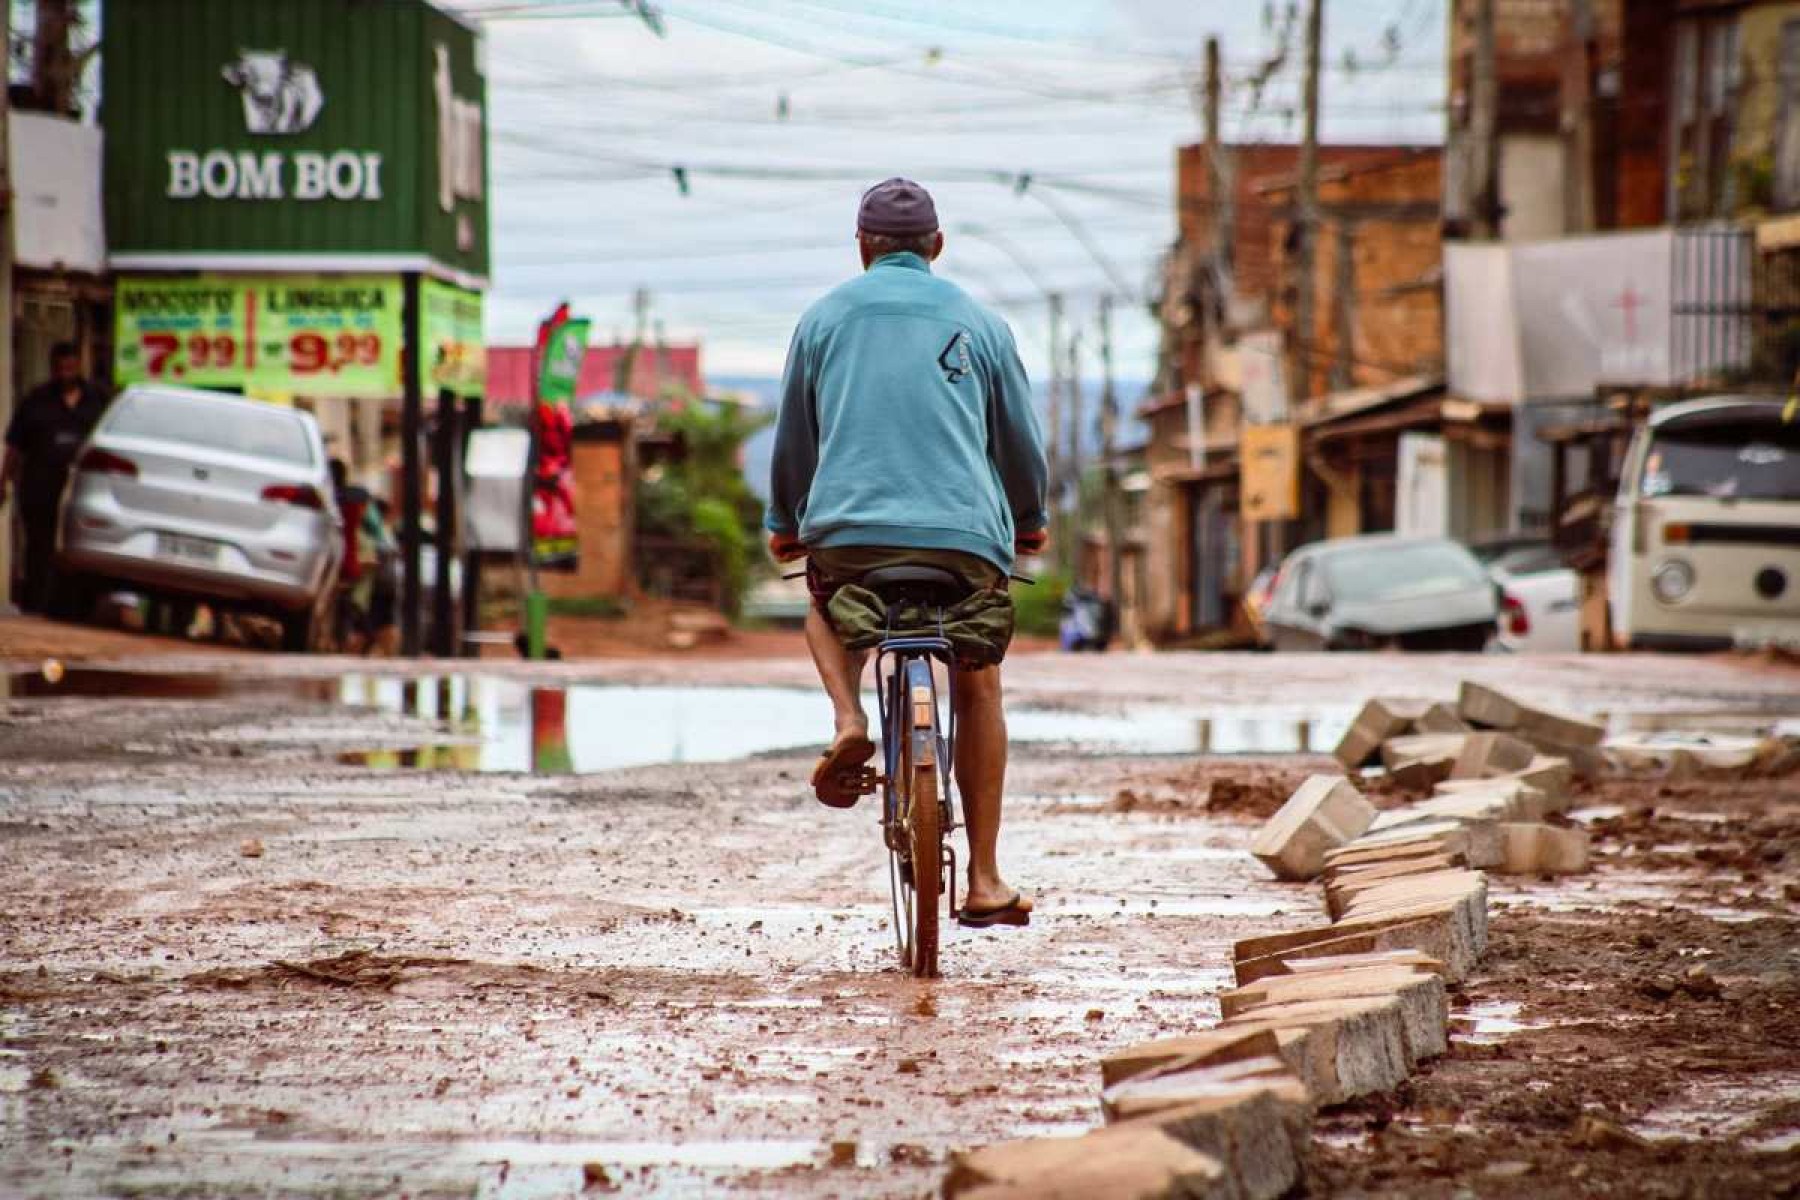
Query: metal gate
[[1672, 226, 1800, 386]]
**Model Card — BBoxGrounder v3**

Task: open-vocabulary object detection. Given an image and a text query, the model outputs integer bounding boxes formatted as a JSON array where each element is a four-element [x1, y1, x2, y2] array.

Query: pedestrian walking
[[2, 343, 109, 613]]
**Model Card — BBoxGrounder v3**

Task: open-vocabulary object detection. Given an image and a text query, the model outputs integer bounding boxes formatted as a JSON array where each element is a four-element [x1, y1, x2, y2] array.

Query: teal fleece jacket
[[764, 252, 1049, 571]]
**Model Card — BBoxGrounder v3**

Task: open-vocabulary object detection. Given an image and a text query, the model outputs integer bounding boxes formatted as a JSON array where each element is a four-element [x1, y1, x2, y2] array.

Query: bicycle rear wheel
[[902, 660, 941, 978]]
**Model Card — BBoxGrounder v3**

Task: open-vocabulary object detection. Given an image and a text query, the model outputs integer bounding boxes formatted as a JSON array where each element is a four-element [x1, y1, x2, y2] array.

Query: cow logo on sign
[[222, 50, 324, 135]]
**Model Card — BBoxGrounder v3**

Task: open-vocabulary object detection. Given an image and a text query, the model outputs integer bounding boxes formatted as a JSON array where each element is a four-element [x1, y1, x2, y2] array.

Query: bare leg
[[805, 606, 868, 744], [953, 665, 1029, 913]]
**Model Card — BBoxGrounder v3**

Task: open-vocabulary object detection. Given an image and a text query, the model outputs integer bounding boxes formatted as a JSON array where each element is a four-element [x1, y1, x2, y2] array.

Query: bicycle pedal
[[839, 766, 881, 795]]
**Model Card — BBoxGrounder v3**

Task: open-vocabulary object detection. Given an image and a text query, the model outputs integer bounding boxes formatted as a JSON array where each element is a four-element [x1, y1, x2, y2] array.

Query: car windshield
[[107, 392, 315, 466], [1487, 544, 1563, 576], [1324, 542, 1486, 604], [1641, 419, 1800, 502]]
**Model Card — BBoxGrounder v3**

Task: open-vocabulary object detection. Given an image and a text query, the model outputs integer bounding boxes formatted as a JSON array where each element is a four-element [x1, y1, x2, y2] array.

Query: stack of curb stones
[[937, 682, 1631, 1199]]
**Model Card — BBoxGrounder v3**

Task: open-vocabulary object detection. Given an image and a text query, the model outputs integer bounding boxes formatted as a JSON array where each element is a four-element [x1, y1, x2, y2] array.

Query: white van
[[1608, 396, 1800, 650]]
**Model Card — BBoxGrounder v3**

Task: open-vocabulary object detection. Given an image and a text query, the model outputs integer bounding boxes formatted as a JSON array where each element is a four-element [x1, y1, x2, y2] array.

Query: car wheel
[[47, 572, 100, 623], [280, 591, 331, 653]]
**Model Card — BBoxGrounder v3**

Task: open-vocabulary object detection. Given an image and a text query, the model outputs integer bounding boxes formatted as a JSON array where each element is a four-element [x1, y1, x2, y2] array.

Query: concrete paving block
[[1323, 832, 1469, 871], [1507, 756, 1575, 806], [1336, 873, 1489, 964], [1450, 731, 1538, 780], [1102, 1055, 1303, 1123], [1416, 702, 1473, 734], [1278, 948, 1447, 978], [1430, 777, 1555, 819], [1333, 698, 1432, 768], [1323, 852, 1467, 890], [1387, 754, 1458, 792], [945, 1124, 1228, 1200], [1457, 680, 1525, 728], [1343, 817, 1503, 869], [1220, 966, 1448, 1065], [1232, 918, 1452, 986], [1100, 1027, 1285, 1088], [1522, 735, 1610, 780], [1248, 775, 1375, 881], [1497, 821, 1591, 875], [1236, 893, 1480, 981], [1368, 793, 1514, 835], [1325, 865, 1485, 927], [1381, 733, 1470, 770], [1515, 703, 1605, 749], [1220, 995, 1411, 1105], [1106, 1060, 1312, 1200]]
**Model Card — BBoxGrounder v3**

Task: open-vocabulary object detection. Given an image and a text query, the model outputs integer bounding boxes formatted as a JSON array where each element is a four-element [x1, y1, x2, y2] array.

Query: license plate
[[158, 533, 221, 565], [1733, 625, 1800, 648]]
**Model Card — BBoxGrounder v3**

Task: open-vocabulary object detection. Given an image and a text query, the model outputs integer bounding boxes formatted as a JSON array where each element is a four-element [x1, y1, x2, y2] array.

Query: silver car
[[1262, 535, 1499, 651], [56, 385, 342, 650]]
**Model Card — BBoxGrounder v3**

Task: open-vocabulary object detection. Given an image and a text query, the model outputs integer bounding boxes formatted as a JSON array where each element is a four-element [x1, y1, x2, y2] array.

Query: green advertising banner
[[103, 0, 488, 284], [537, 318, 591, 406], [419, 277, 486, 399], [116, 275, 404, 398]]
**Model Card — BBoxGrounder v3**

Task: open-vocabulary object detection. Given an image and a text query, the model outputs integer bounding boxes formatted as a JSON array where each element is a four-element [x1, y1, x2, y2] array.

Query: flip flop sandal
[[811, 734, 875, 809], [957, 892, 1032, 929]]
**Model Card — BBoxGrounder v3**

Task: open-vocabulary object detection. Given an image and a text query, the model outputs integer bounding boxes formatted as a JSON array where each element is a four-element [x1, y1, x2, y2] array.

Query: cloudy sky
[[452, 0, 1447, 389]]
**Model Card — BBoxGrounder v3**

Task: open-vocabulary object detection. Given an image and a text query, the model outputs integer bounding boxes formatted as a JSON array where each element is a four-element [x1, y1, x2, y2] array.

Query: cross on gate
[[1613, 282, 1646, 342]]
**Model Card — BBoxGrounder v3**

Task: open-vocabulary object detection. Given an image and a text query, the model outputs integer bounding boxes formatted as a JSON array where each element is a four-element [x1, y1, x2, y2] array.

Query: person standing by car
[[1, 343, 109, 613]]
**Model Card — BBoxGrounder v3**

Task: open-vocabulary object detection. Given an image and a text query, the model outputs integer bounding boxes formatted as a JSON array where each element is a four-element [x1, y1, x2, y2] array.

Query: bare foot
[[833, 713, 869, 747], [964, 878, 1033, 915], [812, 720, 876, 808]]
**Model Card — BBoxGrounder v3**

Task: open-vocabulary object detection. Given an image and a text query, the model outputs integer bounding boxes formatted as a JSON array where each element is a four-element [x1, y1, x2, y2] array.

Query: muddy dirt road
[[2, 646, 1797, 1197]]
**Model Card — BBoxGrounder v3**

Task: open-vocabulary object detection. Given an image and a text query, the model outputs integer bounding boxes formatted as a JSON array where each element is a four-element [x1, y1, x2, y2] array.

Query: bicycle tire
[[904, 662, 941, 979]]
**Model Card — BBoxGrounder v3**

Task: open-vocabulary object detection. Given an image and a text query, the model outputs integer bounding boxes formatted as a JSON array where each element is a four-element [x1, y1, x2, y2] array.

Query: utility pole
[[0, 0, 14, 608], [1045, 292, 1065, 570], [1204, 36, 1231, 313], [30, 0, 79, 115], [1099, 295, 1124, 638], [1064, 328, 1083, 579], [1468, 0, 1499, 238], [1560, 0, 1595, 233], [1293, 0, 1324, 402]]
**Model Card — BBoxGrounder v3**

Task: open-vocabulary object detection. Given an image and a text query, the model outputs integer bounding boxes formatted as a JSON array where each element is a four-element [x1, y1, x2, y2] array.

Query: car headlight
[[1651, 558, 1694, 603]]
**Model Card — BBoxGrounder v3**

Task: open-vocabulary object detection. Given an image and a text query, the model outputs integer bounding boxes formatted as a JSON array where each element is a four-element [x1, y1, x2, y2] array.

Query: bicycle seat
[[858, 564, 969, 605]]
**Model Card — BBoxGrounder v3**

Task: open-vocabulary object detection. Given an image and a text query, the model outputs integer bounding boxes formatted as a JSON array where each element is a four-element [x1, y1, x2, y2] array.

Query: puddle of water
[[1628, 1071, 1800, 1146], [1450, 1000, 1555, 1043], [19, 667, 1800, 778], [2, 665, 334, 702]]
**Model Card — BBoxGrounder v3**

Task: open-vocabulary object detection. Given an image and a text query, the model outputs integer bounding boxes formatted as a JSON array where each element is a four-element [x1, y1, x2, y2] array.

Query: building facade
[[102, 0, 490, 483]]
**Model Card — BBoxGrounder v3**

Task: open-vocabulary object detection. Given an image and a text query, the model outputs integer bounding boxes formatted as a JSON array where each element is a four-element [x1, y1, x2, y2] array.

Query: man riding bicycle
[[765, 178, 1049, 930]]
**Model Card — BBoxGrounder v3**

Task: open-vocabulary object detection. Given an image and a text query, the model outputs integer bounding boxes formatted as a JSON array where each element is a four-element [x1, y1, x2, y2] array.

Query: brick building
[[1142, 143, 1451, 642]]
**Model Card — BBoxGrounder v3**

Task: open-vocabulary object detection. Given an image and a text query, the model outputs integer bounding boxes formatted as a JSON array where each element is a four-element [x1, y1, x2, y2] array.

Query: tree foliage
[[635, 399, 770, 617]]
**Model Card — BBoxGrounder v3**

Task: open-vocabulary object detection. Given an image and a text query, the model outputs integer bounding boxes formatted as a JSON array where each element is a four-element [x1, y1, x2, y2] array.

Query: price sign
[[115, 280, 250, 388], [251, 277, 403, 396], [116, 275, 404, 399], [420, 278, 486, 398]]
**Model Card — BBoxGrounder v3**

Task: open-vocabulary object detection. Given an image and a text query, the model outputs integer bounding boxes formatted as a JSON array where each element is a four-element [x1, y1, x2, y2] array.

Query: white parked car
[[1474, 539, 1581, 653], [57, 385, 343, 650], [1262, 535, 1498, 651]]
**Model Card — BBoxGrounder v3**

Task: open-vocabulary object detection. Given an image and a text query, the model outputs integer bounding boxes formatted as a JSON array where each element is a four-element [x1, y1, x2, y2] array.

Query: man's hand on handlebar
[[1014, 528, 1049, 557], [768, 531, 807, 562]]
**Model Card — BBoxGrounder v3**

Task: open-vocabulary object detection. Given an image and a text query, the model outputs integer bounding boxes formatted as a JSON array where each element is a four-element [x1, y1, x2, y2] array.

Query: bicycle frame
[[871, 622, 959, 943]]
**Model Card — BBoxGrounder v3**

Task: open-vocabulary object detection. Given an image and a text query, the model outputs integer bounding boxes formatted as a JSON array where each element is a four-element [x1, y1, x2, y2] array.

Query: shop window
[[1669, 15, 1743, 220], [1776, 20, 1800, 212]]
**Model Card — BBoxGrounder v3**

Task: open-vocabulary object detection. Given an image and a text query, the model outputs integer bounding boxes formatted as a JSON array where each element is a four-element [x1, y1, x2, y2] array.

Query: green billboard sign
[[103, 0, 489, 286]]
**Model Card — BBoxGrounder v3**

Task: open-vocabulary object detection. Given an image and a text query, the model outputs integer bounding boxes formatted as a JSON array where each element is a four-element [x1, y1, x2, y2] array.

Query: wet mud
[[2, 649, 1797, 1196]]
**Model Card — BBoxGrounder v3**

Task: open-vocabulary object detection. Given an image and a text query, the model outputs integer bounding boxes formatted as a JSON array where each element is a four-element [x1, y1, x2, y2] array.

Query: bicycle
[[828, 563, 968, 979]]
